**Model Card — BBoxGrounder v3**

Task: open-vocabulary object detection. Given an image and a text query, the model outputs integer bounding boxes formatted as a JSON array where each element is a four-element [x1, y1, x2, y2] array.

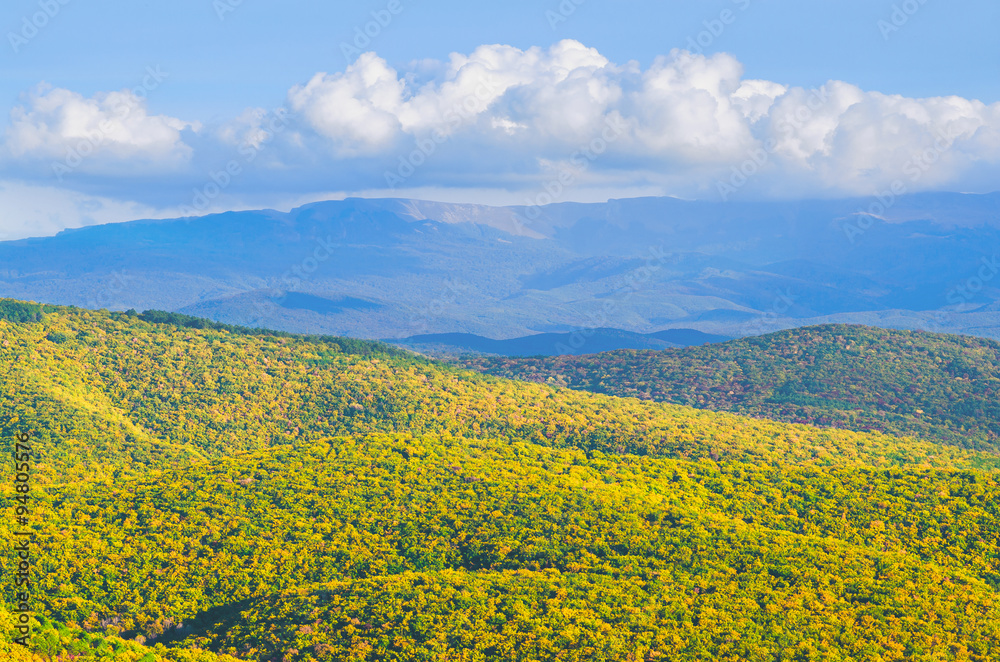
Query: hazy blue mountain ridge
[[0, 193, 997, 344]]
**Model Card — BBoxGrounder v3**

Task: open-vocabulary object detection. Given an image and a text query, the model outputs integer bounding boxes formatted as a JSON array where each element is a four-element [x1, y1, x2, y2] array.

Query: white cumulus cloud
[[281, 40, 1000, 198], [0, 40, 998, 231], [287, 53, 407, 156], [4, 84, 198, 174]]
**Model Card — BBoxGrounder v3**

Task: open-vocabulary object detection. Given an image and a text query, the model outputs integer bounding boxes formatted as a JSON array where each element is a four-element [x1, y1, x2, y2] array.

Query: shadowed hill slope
[[460, 324, 1000, 451]]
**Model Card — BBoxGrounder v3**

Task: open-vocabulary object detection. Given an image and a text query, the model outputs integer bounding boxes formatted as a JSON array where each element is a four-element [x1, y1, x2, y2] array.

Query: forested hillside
[[461, 324, 1000, 451], [2, 302, 1000, 661]]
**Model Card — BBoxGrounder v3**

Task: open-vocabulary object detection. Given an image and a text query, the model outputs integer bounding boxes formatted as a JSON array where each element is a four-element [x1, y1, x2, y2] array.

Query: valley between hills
[[1, 299, 1000, 660]]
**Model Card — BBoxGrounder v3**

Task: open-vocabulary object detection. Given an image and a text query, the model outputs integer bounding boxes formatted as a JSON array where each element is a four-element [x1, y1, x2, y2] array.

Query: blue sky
[[0, 0, 998, 238]]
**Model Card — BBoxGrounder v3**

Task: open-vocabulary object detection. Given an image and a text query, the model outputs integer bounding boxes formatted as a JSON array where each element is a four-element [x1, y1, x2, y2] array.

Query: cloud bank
[[1, 40, 998, 235]]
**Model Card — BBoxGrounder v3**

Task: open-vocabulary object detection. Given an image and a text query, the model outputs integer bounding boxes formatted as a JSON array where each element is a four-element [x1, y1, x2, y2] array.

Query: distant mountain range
[[389, 328, 730, 356], [1, 192, 998, 346]]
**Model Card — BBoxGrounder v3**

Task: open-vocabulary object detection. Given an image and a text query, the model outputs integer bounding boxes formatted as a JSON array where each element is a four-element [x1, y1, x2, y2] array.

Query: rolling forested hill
[[2, 301, 1000, 661], [461, 324, 1000, 451]]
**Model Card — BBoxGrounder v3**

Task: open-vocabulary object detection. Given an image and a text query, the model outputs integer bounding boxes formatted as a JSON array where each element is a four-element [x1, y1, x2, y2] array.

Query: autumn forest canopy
[[459, 324, 1000, 451], [1, 300, 999, 661]]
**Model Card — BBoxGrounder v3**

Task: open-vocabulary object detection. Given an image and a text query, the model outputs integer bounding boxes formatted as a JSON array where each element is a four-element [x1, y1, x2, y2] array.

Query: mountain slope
[[2, 303, 992, 480], [460, 324, 1000, 450], [3, 304, 1000, 660], [0, 193, 998, 342], [28, 438, 1000, 661], [389, 328, 731, 357]]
